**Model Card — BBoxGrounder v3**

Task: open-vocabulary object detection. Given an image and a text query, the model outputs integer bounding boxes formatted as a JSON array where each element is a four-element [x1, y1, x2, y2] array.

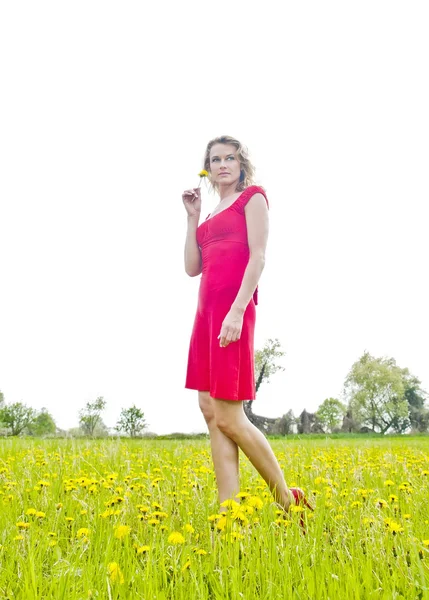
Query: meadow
[[0, 436, 428, 599]]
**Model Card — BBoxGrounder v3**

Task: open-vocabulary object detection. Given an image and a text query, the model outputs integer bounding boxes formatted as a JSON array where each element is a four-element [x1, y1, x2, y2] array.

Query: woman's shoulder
[[235, 185, 269, 211]]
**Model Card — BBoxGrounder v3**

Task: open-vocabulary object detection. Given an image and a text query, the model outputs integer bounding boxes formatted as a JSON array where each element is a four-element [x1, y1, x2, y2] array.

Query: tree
[[115, 405, 147, 437], [341, 408, 362, 433], [401, 373, 429, 433], [0, 402, 36, 436], [244, 338, 286, 432], [0, 390, 4, 406], [27, 408, 57, 437], [79, 397, 107, 437], [343, 352, 409, 434], [297, 409, 313, 434], [254, 338, 286, 392], [316, 398, 347, 433], [296, 409, 325, 434], [272, 409, 295, 435]]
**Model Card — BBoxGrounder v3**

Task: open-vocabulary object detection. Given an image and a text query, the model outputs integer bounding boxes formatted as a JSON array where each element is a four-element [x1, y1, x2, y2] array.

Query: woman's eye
[[227, 156, 235, 160]]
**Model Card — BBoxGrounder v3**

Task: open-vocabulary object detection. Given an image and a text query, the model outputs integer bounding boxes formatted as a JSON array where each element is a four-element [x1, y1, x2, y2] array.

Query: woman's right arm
[[184, 215, 202, 277], [183, 188, 202, 277]]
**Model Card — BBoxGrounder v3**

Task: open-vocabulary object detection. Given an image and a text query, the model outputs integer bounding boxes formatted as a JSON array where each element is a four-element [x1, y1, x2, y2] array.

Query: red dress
[[185, 185, 269, 401]]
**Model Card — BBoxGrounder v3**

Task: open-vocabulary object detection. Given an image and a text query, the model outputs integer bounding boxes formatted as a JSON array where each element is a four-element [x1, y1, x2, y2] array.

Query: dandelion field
[[0, 437, 428, 599]]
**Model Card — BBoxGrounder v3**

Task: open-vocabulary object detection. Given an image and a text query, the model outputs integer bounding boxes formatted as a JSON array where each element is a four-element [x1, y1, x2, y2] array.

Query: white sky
[[1, 2, 428, 435]]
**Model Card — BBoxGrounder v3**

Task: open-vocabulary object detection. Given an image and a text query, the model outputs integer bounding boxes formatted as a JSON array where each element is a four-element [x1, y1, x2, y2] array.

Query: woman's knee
[[214, 401, 246, 440], [198, 391, 215, 425]]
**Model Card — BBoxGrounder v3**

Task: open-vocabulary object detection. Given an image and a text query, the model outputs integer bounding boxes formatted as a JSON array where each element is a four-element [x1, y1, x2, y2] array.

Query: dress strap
[[234, 185, 269, 213]]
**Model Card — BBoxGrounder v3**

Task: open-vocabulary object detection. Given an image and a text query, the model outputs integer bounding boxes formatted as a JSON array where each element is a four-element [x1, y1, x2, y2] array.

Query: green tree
[[0, 402, 36, 436], [27, 407, 57, 437], [316, 398, 347, 433], [115, 405, 147, 437], [254, 338, 286, 392], [344, 352, 409, 434], [0, 390, 4, 406], [79, 396, 107, 437], [401, 373, 429, 433]]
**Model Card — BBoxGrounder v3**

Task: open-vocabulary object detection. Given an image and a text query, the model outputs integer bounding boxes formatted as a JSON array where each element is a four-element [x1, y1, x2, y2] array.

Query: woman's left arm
[[218, 193, 269, 347]]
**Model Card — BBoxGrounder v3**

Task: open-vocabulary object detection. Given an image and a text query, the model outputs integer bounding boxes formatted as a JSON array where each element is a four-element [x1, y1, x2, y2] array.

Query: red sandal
[[290, 487, 314, 534]]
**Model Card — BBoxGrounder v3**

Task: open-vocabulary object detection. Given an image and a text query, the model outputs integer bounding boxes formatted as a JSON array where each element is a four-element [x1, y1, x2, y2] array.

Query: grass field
[[0, 436, 428, 599]]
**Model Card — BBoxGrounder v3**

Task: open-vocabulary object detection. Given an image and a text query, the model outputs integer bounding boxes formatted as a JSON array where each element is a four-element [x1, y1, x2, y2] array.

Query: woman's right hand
[[182, 188, 201, 218]]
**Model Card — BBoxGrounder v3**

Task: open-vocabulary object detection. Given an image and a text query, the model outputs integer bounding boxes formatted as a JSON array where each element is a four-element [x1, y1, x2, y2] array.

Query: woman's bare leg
[[198, 391, 240, 511], [213, 399, 293, 511]]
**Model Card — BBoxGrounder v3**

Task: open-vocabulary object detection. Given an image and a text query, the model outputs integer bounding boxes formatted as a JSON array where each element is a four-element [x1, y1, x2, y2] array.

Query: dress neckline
[[203, 188, 247, 224]]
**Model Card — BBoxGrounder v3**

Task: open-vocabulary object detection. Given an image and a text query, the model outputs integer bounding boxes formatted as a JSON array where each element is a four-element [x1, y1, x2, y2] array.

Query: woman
[[183, 135, 313, 523]]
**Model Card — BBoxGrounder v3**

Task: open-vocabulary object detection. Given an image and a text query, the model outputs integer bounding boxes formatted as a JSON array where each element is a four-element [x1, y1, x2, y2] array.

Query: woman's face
[[209, 143, 241, 189]]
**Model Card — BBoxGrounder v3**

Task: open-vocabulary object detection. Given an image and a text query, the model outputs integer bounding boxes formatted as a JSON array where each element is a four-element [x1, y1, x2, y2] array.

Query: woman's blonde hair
[[203, 135, 255, 193]]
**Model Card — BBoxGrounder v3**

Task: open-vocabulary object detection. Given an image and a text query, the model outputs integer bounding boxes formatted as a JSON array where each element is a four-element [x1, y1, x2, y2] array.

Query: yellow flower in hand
[[197, 169, 208, 188]]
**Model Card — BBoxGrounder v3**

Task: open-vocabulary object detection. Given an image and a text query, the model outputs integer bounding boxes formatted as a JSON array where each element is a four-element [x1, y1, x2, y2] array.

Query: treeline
[[0, 392, 148, 438], [248, 346, 429, 435], [1, 346, 428, 438]]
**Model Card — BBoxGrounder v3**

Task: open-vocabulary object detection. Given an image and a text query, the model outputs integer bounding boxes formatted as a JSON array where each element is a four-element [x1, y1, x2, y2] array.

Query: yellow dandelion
[[16, 522, 30, 529], [26, 508, 37, 516], [236, 492, 251, 500], [375, 498, 388, 508], [49, 540, 57, 547], [423, 540, 429, 547], [14, 535, 24, 541], [220, 499, 239, 509], [384, 480, 395, 487], [184, 524, 195, 534], [35, 511, 45, 518], [107, 562, 124, 584], [245, 496, 264, 510], [48, 532, 56, 537], [198, 170, 208, 188], [193, 548, 208, 555], [136, 545, 150, 555], [398, 484, 413, 494], [151, 511, 168, 519], [351, 501, 362, 508], [181, 560, 191, 572], [114, 525, 131, 540], [148, 518, 160, 526], [403, 514, 411, 520], [208, 514, 222, 522], [168, 531, 185, 545], [389, 494, 398, 503], [77, 528, 90, 538], [387, 521, 404, 534], [216, 516, 228, 531], [56, 503, 63, 510]]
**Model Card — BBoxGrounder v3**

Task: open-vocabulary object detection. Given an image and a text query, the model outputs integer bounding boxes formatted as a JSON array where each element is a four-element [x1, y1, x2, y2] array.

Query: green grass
[[0, 436, 428, 599]]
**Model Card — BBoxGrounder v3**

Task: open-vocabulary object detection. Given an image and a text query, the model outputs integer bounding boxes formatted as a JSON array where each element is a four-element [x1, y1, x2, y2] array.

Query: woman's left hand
[[218, 308, 244, 347]]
